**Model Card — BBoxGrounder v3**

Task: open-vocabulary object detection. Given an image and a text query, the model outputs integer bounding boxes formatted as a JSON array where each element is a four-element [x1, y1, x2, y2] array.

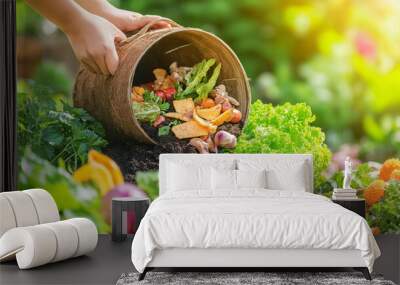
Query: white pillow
[[212, 168, 237, 190], [267, 166, 307, 191], [167, 163, 211, 191], [236, 169, 267, 189], [166, 158, 236, 170], [237, 159, 308, 191]]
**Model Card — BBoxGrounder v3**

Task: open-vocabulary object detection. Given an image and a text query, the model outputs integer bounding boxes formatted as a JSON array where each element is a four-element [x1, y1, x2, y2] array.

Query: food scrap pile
[[131, 58, 242, 153]]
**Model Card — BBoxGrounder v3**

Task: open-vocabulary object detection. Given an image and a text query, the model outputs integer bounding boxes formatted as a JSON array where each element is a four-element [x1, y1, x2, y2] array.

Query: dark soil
[[103, 122, 243, 183], [103, 139, 196, 183]]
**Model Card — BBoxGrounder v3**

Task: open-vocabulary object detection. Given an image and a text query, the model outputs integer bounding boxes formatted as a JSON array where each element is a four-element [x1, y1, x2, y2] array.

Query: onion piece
[[214, 130, 237, 149]]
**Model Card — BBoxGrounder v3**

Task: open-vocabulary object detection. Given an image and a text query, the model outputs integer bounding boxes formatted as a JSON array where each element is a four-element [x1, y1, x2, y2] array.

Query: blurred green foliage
[[316, 162, 377, 197], [17, 89, 108, 173], [17, 0, 400, 161], [18, 148, 110, 232], [135, 170, 159, 200], [33, 61, 73, 97], [16, 0, 42, 36], [368, 180, 400, 234]]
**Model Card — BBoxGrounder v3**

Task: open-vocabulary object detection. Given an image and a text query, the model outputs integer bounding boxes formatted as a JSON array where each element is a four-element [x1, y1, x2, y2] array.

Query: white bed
[[131, 154, 380, 280]]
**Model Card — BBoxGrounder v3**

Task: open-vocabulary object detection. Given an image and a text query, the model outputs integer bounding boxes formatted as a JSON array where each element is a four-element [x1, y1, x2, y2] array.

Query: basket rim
[[127, 27, 252, 144]]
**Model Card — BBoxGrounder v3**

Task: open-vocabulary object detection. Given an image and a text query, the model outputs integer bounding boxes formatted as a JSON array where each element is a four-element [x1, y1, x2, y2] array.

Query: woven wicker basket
[[73, 19, 251, 144]]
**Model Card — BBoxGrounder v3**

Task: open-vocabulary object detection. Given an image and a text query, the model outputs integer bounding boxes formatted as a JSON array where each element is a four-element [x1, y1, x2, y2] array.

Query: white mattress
[[131, 190, 380, 273]]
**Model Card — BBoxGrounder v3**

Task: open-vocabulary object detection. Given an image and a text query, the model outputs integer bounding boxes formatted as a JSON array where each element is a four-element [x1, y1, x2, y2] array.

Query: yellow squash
[[196, 104, 222, 121], [211, 109, 233, 126], [73, 161, 115, 196], [193, 109, 217, 134], [88, 150, 124, 186]]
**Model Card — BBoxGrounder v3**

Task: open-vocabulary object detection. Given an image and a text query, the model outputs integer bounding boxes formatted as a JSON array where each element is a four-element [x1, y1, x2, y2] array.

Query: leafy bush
[[18, 149, 109, 233], [33, 61, 73, 98], [367, 180, 400, 234], [235, 100, 331, 186], [18, 92, 108, 172], [360, 115, 400, 162], [16, 0, 43, 36]]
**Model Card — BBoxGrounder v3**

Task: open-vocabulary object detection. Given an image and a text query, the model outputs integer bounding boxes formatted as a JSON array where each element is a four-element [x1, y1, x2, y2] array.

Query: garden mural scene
[[17, 0, 400, 235]]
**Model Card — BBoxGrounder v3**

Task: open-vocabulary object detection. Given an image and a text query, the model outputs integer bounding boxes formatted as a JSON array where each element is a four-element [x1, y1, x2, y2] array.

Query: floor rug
[[116, 271, 395, 285]]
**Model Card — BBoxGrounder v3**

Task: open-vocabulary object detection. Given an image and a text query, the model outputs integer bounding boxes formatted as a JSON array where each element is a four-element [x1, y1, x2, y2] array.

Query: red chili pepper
[[144, 83, 154, 91], [163, 87, 176, 101], [153, 115, 165, 127], [155, 90, 165, 100]]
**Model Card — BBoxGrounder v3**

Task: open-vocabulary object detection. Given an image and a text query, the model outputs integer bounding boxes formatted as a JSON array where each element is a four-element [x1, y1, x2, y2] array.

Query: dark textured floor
[[117, 271, 394, 285], [0, 235, 134, 285], [1, 234, 397, 285]]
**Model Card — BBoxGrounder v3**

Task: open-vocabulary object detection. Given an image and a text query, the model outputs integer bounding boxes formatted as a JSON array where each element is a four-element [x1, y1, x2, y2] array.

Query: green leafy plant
[[194, 63, 221, 103], [132, 101, 161, 124], [18, 148, 109, 233], [235, 100, 331, 186], [316, 163, 377, 197], [181, 59, 216, 97], [142, 90, 170, 113], [158, 120, 180, 137], [367, 180, 400, 234], [175, 58, 220, 101], [33, 61, 73, 98], [135, 170, 159, 200], [18, 92, 108, 172]]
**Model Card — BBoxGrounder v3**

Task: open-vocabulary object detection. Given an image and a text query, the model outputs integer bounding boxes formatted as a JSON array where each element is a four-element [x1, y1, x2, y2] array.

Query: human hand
[[102, 9, 172, 33], [65, 12, 126, 75], [75, 1, 172, 32]]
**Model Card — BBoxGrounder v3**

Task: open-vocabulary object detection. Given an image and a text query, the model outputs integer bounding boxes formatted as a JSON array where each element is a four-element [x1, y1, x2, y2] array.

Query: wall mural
[[16, 0, 399, 234]]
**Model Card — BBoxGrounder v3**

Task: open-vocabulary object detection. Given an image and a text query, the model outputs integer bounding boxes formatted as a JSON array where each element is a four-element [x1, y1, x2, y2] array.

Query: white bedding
[[131, 190, 380, 273]]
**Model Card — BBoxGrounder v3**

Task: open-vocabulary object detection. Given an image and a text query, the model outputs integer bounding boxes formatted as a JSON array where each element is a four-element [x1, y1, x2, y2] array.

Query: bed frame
[[139, 249, 370, 280], [138, 154, 372, 280]]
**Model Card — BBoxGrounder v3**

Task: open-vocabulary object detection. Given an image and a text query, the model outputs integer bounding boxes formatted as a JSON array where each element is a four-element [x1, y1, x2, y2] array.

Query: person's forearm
[[75, 0, 113, 17], [75, 0, 141, 25], [25, 0, 89, 34]]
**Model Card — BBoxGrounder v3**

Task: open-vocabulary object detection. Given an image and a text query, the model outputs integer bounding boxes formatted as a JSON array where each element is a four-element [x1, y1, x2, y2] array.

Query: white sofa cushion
[[64, 218, 98, 257], [1, 191, 40, 227], [42, 221, 79, 262], [0, 225, 57, 268], [0, 189, 60, 237], [0, 189, 98, 269], [24, 189, 60, 223], [0, 196, 17, 237], [0, 218, 97, 269]]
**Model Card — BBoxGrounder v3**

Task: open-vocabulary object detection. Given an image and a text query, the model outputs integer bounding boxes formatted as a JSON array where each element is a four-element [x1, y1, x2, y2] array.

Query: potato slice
[[171, 120, 209, 139], [173, 98, 195, 114], [196, 104, 222, 121], [164, 112, 190, 122]]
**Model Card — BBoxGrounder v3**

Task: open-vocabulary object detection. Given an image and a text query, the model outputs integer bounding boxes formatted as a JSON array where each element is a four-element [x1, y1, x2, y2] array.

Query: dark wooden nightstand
[[332, 198, 366, 218], [112, 197, 150, 242]]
